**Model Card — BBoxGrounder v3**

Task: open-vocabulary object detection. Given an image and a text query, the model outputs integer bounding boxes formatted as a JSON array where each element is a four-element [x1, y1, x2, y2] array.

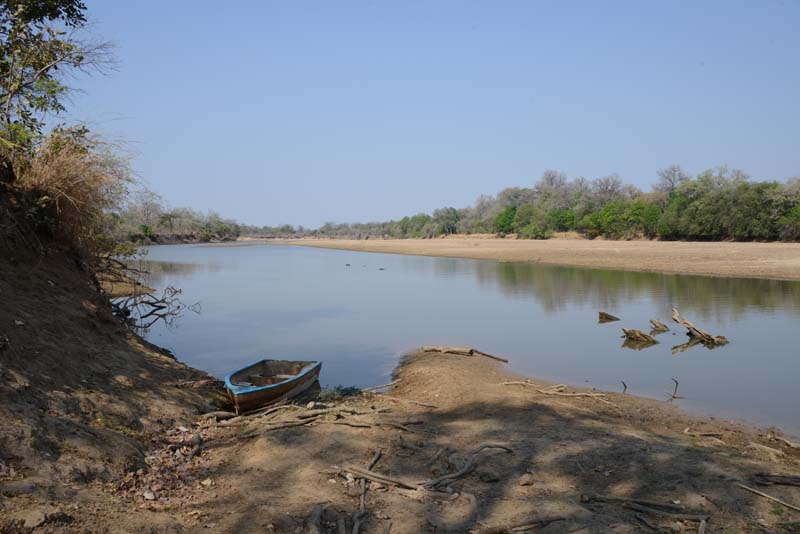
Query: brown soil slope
[[1, 190, 225, 526]]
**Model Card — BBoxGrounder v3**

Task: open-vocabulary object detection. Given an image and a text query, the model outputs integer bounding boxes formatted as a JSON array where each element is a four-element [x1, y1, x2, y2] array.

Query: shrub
[[494, 206, 517, 234], [17, 127, 133, 258], [517, 223, 552, 239]]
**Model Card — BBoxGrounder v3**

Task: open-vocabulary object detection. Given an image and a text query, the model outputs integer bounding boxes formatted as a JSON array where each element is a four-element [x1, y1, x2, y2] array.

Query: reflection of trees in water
[[138, 260, 219, 288], [473, 261, 800, 319]]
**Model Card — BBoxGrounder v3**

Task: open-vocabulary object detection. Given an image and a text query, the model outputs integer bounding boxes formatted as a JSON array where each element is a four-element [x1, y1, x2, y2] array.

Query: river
[[139, 243, 800, 435]]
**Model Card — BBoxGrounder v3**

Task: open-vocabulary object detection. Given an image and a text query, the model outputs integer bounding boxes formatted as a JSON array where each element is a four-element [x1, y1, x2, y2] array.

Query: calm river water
[[140, 243, 800, 435]]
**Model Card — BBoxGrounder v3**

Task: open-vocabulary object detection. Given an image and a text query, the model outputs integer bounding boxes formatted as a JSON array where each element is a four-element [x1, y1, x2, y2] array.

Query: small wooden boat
[[224, 359, 322, 413]]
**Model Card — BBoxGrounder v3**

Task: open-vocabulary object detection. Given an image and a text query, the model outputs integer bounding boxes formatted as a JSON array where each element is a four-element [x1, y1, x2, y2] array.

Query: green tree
[[493, 206, 516, 234], [0, 0, 111, 181]]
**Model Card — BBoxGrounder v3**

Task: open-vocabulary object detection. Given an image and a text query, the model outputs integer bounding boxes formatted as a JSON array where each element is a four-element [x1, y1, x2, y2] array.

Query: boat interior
[[230, 360, 317, 387]]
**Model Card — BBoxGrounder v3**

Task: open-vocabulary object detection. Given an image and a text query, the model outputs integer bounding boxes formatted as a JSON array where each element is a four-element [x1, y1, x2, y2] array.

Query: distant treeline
[[112, 191, 241, 244], [241, 166, 800, 242]]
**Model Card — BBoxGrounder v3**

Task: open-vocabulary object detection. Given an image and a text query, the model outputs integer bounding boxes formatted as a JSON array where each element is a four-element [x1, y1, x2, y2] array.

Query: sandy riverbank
[[264, 237, 800, 281], [7, 348, 798, 532]]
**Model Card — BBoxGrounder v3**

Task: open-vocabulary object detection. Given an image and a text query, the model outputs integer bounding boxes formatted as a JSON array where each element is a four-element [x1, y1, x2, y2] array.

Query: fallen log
[[598, 311, 620, 323], [672, 309, 728, 346]]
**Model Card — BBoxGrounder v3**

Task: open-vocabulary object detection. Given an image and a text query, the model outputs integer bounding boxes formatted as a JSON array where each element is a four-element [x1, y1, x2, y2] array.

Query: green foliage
[[546, 208, 576, 231], [493, 206, 516, 234], [0, 0, 106, 156]]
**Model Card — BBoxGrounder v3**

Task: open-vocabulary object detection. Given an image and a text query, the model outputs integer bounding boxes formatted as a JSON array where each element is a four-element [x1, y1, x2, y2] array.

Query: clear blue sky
[[72, 1, 800, 227]]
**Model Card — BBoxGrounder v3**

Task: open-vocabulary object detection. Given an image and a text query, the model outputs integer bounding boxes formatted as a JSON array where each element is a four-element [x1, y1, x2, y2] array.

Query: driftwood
[[598, 311, 620, 323], [420, 346, 509, 363], [736, 482, 800, 513], [649, 319, 669, 333], [621, 328, 657, 344], [422, 444, 513, 488], [672, 309, 728, 346]]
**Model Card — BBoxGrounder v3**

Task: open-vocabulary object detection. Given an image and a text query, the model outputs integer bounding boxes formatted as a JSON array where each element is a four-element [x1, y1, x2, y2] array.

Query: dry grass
[[17, 128, 133, 257]]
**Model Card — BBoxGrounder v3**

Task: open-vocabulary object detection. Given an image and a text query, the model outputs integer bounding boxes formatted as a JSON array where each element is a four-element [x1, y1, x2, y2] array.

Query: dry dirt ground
[[266, 237, 800, 281], [6, 350, 800, 533]]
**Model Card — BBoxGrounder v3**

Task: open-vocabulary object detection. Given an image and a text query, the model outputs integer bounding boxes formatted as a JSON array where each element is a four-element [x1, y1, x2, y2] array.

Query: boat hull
[[225, 360, 321, 413]]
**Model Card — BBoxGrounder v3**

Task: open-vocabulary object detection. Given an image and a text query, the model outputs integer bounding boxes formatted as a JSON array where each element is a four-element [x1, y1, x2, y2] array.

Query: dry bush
[[17, 127, 133, 258]]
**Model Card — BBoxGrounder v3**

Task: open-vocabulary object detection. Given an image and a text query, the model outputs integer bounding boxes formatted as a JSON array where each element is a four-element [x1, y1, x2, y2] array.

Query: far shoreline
[[244, 236, 800, 281]]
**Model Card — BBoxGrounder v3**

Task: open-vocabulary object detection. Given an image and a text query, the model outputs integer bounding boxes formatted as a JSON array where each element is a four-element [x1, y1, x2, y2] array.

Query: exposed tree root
[[421, 444, 513, 488]]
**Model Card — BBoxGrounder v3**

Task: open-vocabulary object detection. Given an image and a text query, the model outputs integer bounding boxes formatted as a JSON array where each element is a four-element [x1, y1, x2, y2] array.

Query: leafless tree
[[654, 165, 690, 196]]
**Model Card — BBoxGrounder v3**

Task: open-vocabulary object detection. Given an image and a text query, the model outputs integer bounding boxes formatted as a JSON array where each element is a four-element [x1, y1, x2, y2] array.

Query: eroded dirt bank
[[6, 348, 799, 532], [268, 237, 800, 281]]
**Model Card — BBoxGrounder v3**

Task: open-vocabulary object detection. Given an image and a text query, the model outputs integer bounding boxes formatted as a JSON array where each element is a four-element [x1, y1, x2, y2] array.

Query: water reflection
[[479, 261, 800, 319]]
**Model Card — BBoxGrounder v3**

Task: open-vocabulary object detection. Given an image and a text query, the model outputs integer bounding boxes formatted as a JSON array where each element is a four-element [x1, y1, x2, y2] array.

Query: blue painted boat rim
[[224, 360, 322, 396]]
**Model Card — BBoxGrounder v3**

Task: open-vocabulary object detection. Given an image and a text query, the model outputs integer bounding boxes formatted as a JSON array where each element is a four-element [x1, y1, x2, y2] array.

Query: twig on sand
[[361, 379, 401, 393], [340, 466, 417, 491], [581, 494, 686, 511], [621, 381, 627, 393], [633, 513, 659, 531], [376, 394, 438, 409], [536, 384, 606, 398], [296, 407, 391, 420], [470, 515, 567, 534], [420, 346, 509, 363], [502, 380, 540, 388], [352, 450, 383, 534], [736, 483, 800, 513], [623, 503, 709, 522], [422, 444, 512, 488], [683, 427, 723, 439]]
